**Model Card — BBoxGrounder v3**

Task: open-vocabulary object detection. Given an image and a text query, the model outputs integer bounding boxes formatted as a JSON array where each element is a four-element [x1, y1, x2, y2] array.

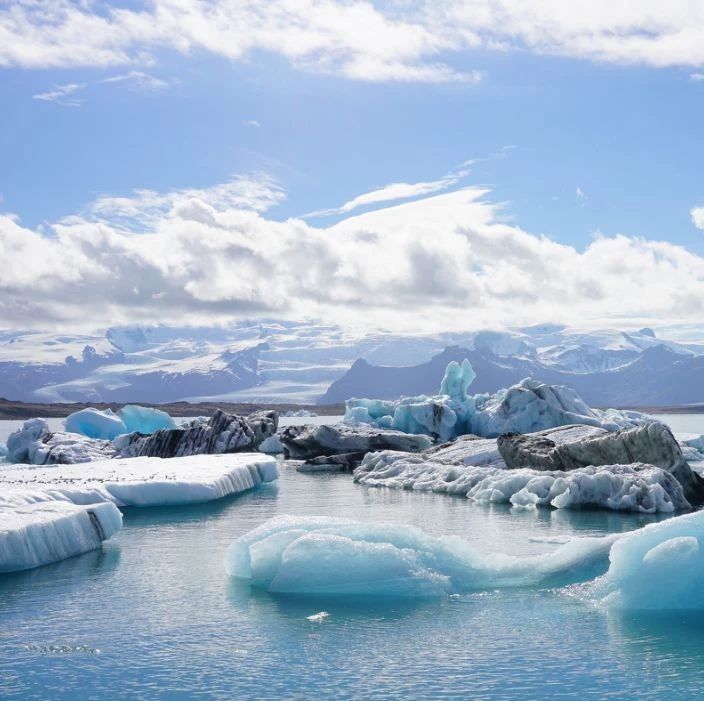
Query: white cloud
[[305, 168, 470, 218], [690, 72, 704, 81], [2, 175, 704, 332], [101, 71, 173, 91], [32, 82, 86, 106], [244, 120, 261, 128], [5, 2, 704, 82], [691, 207, 704, 230]]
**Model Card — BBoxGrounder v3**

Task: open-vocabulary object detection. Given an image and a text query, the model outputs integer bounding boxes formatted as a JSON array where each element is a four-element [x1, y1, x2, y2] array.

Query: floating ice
[[64, 408, 127, 440], [344, 360, 651, 440], [0, 496, 122, 573], [258, 434, 284, 454], [439, 358, 476, 402], [118, 405, 175, 434], [595, 509, 704, 610], [225, 516, 617, 598], [0, 454, 278, 508], [7, 419, 52, 463], [354, 453, 688, 513]]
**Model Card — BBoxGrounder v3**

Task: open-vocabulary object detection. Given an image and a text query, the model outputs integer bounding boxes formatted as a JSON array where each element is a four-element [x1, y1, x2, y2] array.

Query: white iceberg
[[354, 452, 688, 513], [225, 515, 616, 598], [5, 418, 114, 464], [595, 508, 704, 610], [258, 434, 284, 454], [0, 496, 122, 573], [0, 454, 279, 508], [65, 408, 127, 440]]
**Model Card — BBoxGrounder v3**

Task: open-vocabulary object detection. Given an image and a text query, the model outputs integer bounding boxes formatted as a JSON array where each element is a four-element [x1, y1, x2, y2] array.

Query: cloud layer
[[2, 174, 704, 333], [5, 1, 704, 83]]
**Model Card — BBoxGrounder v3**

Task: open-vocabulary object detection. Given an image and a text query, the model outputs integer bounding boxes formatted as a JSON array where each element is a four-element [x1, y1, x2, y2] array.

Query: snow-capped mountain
[[1, 322, 703, 406]]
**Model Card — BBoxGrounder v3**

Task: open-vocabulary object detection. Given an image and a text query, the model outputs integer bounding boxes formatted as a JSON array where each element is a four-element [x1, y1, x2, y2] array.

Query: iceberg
[[258, 434, 284, 454], [279, 423, 432, 460], [354, 452, 688, 513], [65, 408, 127, 440], [116, 409, 278, 459], [595, 509, 704, 610], [344, 360, 652, 440], [0, 497, 122, 573], [225, 515, 617, 598], [118, 405, 176, 434], [6, 419, 114, 464], [0, 454, 279, 508]]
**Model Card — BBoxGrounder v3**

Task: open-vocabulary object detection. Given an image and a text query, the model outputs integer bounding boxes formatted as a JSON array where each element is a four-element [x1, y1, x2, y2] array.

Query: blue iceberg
[[64, 408, 127, 440]]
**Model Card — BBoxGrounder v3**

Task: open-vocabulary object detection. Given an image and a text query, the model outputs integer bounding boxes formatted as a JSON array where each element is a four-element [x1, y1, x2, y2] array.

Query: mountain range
[[1, 323, 704, 407]]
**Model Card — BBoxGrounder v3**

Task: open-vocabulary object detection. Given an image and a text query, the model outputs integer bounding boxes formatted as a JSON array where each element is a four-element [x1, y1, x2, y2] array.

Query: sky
[[2, 1, 704, 335]]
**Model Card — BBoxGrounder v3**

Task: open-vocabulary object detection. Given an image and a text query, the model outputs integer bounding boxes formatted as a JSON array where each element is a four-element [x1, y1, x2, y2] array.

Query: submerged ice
[[225, 516, 617, 598]]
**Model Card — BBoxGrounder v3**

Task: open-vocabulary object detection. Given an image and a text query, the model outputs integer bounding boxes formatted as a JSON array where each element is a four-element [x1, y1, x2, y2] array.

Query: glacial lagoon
[[0, 468, 697, 700], [1, 413, 704, 699]]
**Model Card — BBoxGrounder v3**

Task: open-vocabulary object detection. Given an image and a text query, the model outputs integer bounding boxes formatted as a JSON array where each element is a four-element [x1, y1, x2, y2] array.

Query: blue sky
[[4, 45, 704, 251], [2, 1, 704, 332]]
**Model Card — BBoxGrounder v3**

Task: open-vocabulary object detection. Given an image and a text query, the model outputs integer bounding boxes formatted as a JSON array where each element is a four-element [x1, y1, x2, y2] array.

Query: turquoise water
[[2, 466, 704, 700]]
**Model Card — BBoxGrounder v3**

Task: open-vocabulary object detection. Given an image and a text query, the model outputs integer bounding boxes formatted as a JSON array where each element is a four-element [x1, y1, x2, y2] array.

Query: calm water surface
[[1, 414, 704, 699]]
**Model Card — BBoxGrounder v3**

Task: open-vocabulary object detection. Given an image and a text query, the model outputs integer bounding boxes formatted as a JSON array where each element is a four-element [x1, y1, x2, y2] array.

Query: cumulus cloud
[[2, 174, 704, 333], [7, 1, 704, 82], [692, 207, 704, 230]]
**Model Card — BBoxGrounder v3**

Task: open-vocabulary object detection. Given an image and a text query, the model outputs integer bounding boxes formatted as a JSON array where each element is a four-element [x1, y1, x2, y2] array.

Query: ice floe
[[0, 497, 122, 573], [0, 454, 279, 508], [225, 515, 617, 598]]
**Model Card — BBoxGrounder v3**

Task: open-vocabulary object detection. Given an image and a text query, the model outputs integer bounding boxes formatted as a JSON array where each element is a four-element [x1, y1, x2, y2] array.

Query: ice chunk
[[118, 405, 175, 434], [439, 358, 475, 401], [225, 515, 616, 598], [258, 434, 284, 454], [65, 408, 127, 440], [0, 497, 122, 573], [0, 454, 278, 508], [354, 453, 688, 513], [6, 418, 51, 463], [595, 509, 704, 610]]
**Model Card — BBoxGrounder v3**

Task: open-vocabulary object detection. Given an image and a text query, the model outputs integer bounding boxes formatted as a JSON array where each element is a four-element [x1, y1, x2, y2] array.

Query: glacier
[[225, 515, 617, 598], [593, 508, 704, 610], [0, 496, 122, 573], [0, 454, 278, 508]]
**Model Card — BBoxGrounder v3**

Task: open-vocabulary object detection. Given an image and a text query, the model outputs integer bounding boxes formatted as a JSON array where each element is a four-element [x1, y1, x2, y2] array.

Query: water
[[2, 413, 704, 699], [2, 466, 704, 700]]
